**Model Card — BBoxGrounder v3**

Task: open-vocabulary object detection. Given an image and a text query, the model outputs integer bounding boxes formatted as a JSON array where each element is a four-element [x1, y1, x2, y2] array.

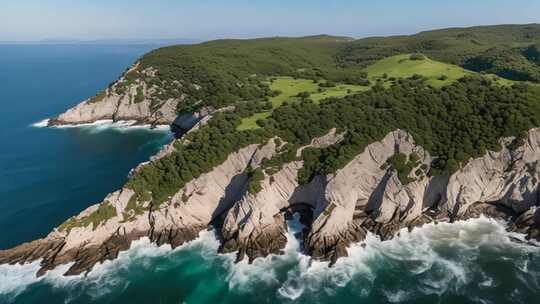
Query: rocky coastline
[[1, 125, 539, 277]]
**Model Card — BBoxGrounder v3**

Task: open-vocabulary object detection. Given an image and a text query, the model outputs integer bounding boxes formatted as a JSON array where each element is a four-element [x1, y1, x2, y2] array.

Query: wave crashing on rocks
[[1, 216, 538, 303]]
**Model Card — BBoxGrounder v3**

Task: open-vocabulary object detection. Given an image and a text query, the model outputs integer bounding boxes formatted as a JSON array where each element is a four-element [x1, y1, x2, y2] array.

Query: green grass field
[[237, 77, 365, 130], [364, 54, 473, 87], [364, 54, 518, 87], [311, 83, 369, 102]]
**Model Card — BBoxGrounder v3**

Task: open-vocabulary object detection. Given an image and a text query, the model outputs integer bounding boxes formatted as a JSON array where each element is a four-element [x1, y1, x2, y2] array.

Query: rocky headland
[[45, 63, 217, 133]]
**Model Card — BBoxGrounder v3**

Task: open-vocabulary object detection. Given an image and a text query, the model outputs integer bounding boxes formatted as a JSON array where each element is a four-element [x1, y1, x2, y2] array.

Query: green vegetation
[[59, 202, 117, 232], [337, 24, 540, 82], [237, 77, 366, 130], [311, 83, 369, 102], [247, 167, 265, 194], [463, 44, 540, 82], [259, 143, 300, 176], [139, 35, 368, 114], [383, 153, 421, 184], [410, 53, 427, 61], [364, 54, 474, 87], [88, 90, 107, 104], [115, 69, 139, 95], [323, 203, 336, 216], [120, 25, 540, 208], [121, 195, 147, 222], [134, 86, 145, 103]]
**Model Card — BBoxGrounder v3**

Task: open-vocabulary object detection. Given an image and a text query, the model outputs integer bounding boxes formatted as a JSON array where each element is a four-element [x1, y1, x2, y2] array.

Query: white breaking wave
[[275, 216, 540, 301], [30, 118, 170, 133], [1, 217, 539, 302], [0, 260, 44, 298], [30, 119, 50, 128], [0, 232, 220, 301]]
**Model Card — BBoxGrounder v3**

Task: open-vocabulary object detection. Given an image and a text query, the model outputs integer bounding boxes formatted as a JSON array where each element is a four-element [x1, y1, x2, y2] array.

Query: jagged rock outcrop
[[447, 130, 540, 216], [46, 63, 220, 129], [305, 129, 540, 263], [48, 64, 177, 126], [1, 128, 539, 276], [305, 130, 437, 263], [219, 129, 344, 262]]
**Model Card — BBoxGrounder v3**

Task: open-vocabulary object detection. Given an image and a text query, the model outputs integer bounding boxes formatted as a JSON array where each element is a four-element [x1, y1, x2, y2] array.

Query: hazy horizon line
[[1, 22, 538, 45]]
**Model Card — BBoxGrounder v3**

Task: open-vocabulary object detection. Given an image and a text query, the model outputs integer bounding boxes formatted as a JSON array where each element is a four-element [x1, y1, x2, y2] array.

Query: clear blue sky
[[1, 0, 539, 41]]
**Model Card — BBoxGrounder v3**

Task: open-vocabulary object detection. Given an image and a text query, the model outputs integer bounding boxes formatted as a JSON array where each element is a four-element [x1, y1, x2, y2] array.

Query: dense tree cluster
[[319, 80, 336, 88], [464, 47, 540, 82], [523, 44, 540, 64], [235, 99, 273, 117], [140, 54, 268, 114]]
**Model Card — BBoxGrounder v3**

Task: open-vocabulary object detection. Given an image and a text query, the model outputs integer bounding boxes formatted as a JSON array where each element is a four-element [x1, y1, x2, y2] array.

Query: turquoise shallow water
[[0, 45, 539, 304]]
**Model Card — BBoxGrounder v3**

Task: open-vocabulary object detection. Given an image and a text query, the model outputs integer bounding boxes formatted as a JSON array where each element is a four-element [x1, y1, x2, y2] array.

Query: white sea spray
[[30, 118, 171, 133], [30, 119, 50, 128], [1, 217, 539, 303]]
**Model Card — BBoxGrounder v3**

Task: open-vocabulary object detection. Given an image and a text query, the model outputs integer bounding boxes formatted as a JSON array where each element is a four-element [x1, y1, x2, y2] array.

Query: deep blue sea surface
[[0, 44, 172, 249], [0, 45, 539, 304]]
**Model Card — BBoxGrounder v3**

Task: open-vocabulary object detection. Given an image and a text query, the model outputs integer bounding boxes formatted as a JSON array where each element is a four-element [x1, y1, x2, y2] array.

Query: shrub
[[410, 53, 426, 61]]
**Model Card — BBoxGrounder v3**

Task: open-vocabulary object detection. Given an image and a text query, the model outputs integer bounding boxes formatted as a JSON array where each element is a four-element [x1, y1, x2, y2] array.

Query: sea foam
[[1, 217, 539, 303], [30, 118, 170, 133], [30, 119, 50, 128]]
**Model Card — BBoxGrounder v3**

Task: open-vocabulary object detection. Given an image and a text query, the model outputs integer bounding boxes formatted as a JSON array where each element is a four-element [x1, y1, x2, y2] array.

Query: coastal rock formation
[[47, 63, 202, 128], [1, 128, 539, 276], [220, 129, 344, 262], [305, 130, 435, 263], [305, 129, 540, 263]]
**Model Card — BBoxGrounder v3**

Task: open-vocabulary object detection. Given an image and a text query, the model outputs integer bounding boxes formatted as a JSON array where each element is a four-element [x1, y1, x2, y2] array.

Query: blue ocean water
[[0, 45, 539, 304], [0, 44, 172, 248]]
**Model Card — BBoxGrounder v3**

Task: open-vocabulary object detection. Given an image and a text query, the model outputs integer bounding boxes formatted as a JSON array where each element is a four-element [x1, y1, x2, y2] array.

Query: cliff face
[[48, 64, 190, 127], [1, 128, 539, 277], [219, 129, 344, 262]]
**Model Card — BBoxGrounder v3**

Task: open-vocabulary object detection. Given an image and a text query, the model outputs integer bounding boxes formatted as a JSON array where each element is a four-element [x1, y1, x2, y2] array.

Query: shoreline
[[1, 216, 537, 300], [30, 118, 171, 132]]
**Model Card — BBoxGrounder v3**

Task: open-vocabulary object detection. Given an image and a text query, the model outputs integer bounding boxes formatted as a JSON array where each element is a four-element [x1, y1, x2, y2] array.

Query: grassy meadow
[[364, 54, 473, 87], [237, 77, 366, 130]]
